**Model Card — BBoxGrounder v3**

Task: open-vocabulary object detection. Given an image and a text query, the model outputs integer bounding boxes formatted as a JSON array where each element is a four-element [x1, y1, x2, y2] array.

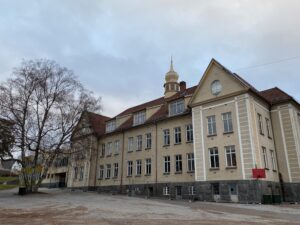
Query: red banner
[[252, 168, 266, 179]]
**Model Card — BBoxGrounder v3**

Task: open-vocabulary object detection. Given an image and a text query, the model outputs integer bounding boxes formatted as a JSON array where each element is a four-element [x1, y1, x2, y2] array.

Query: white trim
[[235, 98, 246, 179], [289, 107, 300, 170], [245, 95, 256, 167], [192, 108, 198, 180], [200, 107, 207, 181], [279, 110, 292, 182], [202, 100, 235, 110], [252, 105, 263, 168]]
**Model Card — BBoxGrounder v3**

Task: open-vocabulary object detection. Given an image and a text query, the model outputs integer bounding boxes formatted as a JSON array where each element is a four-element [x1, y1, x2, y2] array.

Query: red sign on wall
[[252, 169, 266, 179]]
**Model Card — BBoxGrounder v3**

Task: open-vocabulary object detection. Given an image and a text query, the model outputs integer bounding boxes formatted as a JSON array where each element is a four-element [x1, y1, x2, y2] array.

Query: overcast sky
[[0, 0, 300, 117]]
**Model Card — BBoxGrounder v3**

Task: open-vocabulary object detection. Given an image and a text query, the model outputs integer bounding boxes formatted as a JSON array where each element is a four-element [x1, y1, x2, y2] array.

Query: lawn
[[0, 176, 18, 182], [0, 184, 18, 190]]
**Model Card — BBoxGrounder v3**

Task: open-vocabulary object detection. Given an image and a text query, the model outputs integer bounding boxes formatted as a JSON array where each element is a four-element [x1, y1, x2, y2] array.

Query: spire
[[170, 56, 174, 72]]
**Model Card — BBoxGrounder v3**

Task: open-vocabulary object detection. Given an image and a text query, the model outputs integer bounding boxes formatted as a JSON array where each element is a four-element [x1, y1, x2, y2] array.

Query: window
[[136, 160, 142, 175], [113, 163, 118, 177], [188, 186, 195, 195], [107, 142, 112, 156], [222, 112, 233, 133], [174, 127, 181, 144], [164, 156, 171, 173], [106, 120, 116, 133], [187, 153, 195, 172], [114, 140, 120, 155], [298, 114, 300, 126], [207, 115, 217, 135], [186, 124, 193, 142], [106, 164, 111, 179], [229, 184, 237, 195], [133, 111, 146, 126], [128, 137, 134, 152], [136, 135, 142, 151], [169, 99, 185, 116], [209, 147, 219, 168], [266, 118, 272, 138], [74, 167, 78, 180], [145, 158, 151, 175], [127, 161, 133, 176], [163, 186, 170, 195], [79, 167, 84, 180], [270, 150, 277, 171], [262, 147, 268, 169], [146, 133, 152, 149], [225, 145, 236, 167], [99, 165, 104, 179], [175, 155, 182, 172], [212, 183, 220, 195], [101, 144, 105, 157], [258, 114, 264, 135], [163, 129, 170, 146]]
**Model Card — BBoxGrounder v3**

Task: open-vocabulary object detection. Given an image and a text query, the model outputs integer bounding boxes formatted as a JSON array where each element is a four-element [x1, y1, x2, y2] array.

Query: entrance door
[[229, 184, 238, 203], [58, 173, 66, 188], [175, 186, 182, 199]]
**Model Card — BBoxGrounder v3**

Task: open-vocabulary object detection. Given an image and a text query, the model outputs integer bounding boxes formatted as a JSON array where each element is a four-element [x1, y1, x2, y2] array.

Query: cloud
[[0, 0, 300, 116]]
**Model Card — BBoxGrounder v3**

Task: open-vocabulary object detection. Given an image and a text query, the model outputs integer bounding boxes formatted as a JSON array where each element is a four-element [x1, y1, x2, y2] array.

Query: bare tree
[[0, 59, 101, 192]]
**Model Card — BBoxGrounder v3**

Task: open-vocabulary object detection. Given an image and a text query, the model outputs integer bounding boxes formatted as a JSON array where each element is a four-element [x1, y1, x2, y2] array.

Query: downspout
[[155, 121, 158, 195], [120, 131, 125, 193]]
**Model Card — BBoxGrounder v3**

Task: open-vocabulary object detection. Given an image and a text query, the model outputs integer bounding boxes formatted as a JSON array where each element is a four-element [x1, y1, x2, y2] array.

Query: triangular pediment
[[189, 59, 250, 106]]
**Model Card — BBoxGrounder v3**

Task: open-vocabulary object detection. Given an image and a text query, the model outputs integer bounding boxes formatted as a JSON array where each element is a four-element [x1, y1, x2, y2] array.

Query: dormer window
[[169, 99, 184, 116], [106, 120, 116, 133], [133, 110, 146, 126]]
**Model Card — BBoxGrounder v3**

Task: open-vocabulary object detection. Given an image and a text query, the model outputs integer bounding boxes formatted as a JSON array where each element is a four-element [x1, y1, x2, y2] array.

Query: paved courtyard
[[0, 188, 300, 225]]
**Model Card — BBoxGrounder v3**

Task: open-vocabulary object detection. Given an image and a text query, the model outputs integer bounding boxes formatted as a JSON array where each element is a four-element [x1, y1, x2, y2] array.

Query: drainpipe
[[120, 131, 125, 193]]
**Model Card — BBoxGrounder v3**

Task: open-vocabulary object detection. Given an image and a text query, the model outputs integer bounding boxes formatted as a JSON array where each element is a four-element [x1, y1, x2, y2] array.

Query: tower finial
[[170, 56, 174, 71]]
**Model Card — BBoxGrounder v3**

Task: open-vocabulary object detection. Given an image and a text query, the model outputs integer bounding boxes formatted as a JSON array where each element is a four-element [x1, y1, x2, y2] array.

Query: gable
[[190, 59, 248, 106]]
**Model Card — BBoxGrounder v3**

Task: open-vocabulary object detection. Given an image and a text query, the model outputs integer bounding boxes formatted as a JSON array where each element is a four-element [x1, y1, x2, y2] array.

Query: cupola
[[164, 58, 180, 98]]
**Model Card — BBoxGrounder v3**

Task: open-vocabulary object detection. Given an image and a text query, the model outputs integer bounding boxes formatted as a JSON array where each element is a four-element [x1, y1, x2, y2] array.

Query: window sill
[[273, 170, 277, 172], [186, 141, 193, 144], [136, 149, 142, 152], [260, 133, 265, 136], [163, 172, 170, 175], [112, 176, 118, 179], [127, 175, 132, 178], [97, 178, 103, 180], [175, 171, 182, 174], [187, 171, 195, 174], [207, 134, 217, 137], [163, 144, 170, 147], [174, 143, 182, 145], [105, 178, 110, 180], [145, 174, 151, 176], [145, 147, 151, 150], [225, 166, 237, 170], [127, 151, 133, 153], [268, 136, 273, 140], [114, 153, 119, 156], [135, 175, 141, 177], [209, 168, 220, 171], [223, 131, 234, 135], [265, 168, 269, 170], [106, 154, 112, 157]]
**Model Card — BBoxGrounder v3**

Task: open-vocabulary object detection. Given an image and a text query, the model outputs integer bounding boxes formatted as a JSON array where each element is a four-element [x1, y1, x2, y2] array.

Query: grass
[[0, 184, 18, 190], [0, 176, 18, 182]]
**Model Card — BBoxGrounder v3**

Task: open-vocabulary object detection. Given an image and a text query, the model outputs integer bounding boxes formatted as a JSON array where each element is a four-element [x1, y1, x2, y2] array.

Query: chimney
[[179, 81, 186, 91]]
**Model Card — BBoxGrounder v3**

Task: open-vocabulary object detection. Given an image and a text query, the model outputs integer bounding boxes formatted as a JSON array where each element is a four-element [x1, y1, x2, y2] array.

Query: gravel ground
[[0, 188, 300, 225]]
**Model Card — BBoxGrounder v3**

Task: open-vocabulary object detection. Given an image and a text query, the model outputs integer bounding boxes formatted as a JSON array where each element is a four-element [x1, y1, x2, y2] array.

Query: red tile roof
[[260, 87, 298, 106], [86, 112, 110, 136]]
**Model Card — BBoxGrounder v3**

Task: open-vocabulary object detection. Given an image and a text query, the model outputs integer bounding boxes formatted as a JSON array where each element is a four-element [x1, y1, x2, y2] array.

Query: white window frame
[[207, 115, 217, 136], [169, 99, 185, 116], [262, 146, 268, 169], [187, 153, 195, 172], [113, 163, 118, 177], [175, 154, 182, 172], [188, 186, 195, 195], [107, 142, 112, 156], [114, 140, 120, 155], [106, 120, 116, 133], [270, 150, 277, 171], [136, 160, 142, 176], [133, 111, 146, 126], [145, 158, 151, 175], [136, 135, 142, 151], [101, 144, 105, 157], [99, 165, 104, 179], [225, 145, 236, 167], [163, 186, 170, 195], [174, 127, 181, 144], [222, 112, 233, 133], [128, 137, 134, 152], [127, 161, 133, 176], [163, 129, 170, 146], [146, 133, 152, 149], [209, 147, 219, 168], [164, 156, 171, 173], [79, 167, 84, 180], [106, 164, 111, 179], [186, 124, 193, 142], [258, 113, 264, 135], [266, 118, 272, 138]]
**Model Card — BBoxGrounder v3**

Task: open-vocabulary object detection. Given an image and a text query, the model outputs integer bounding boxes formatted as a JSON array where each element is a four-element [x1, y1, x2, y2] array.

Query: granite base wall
[[281, 183, 300, 202]]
